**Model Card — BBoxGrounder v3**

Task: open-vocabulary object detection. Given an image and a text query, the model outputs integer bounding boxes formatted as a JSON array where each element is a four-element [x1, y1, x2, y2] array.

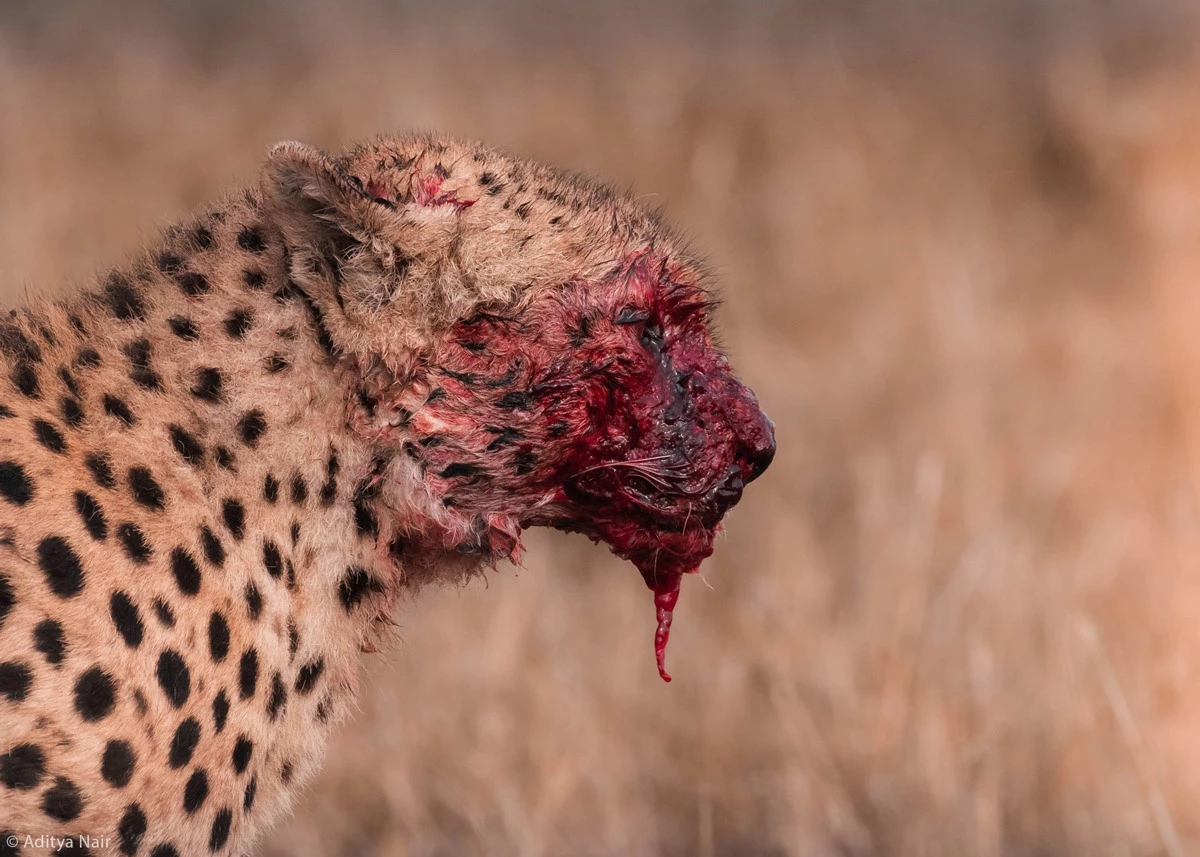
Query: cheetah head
[[264, 135, 775, 679]]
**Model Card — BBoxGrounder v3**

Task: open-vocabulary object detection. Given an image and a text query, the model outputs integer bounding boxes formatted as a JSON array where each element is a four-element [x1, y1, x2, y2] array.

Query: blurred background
[[6, 1, 1200, 853]]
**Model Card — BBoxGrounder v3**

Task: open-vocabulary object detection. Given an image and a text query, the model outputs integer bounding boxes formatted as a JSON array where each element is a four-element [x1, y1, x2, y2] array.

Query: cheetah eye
[[640, 322, 663, 350]]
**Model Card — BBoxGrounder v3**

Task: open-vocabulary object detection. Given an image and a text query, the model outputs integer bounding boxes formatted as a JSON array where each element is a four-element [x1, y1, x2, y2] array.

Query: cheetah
[[0, 134, 775, 855]]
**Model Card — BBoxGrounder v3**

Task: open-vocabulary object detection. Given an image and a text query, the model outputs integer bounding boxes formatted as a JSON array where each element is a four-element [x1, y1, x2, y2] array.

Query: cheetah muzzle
[[0, 134, 773, 853]]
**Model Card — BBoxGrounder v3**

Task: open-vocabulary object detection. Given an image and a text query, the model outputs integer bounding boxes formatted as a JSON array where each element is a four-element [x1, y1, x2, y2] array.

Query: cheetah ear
[[262, 141, 389, 248], [262, 142, 411, 317]]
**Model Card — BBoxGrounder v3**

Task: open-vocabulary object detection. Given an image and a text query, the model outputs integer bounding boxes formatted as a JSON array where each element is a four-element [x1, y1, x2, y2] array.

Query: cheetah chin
[[0, 134, 772, 853]]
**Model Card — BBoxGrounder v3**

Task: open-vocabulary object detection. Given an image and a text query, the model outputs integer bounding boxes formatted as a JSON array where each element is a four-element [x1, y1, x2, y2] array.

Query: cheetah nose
[[744, 416, 776, 483]]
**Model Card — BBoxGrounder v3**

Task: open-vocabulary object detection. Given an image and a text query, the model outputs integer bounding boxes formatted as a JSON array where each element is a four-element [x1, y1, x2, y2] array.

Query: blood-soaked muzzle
[[552, 332, 776, 681]]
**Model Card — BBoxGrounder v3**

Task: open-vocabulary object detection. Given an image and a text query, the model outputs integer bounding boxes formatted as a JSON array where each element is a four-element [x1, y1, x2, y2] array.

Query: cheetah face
[[265, 138, 775, 678], [408, 252, 775, 678]]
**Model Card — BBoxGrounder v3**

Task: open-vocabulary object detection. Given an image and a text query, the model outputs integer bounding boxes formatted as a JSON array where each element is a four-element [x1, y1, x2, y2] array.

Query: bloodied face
[[406, 250, 776, 680]]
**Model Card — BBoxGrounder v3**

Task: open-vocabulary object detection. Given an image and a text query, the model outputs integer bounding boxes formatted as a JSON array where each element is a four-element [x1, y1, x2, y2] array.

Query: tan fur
[[0, 134, 712, 855]]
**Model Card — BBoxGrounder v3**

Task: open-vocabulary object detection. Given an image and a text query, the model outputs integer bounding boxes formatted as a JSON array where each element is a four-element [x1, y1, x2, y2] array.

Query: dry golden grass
[[7, 1, 1200, 853]]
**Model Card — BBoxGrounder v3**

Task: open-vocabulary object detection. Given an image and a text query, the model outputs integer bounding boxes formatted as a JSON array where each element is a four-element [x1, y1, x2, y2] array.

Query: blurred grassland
[[7, 1, 1200, 854]]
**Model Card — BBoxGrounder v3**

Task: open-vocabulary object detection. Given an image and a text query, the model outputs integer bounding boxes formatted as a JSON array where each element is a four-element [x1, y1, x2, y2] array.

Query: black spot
[[0, 461, 33, 505], [244, 583, 262, 620], [221, 498, 245, 540], [75, 347, 101, 368], [354, 500, 378, 539], [168, 316, 199, 341], [285, 558, 296, 590], [37, 536, 84, 598], [0, 662, 30, 701], [109, 592, 143, 648], [266, 672, 286, 721], [169, 425, 204, 466], [290, 521, 301, 545], [239, 650, 258, 700], [0, 404, 11, 418], [339, 566, 381, 612], [287, 618, 299, 658], [0, 325, 39, 363], [266, 353, 290, 373], [113, 518, 150, 556], [156, 650, 190, 708], [496, 391, 532, 410], [212, 690, 230, 734], [102, 394, 136, 427], [191, 224, 214, 250], [209, 808, 233, 852], [263, 474, 279, 503], [262, 540, 283, 579], [231, 736, 253, 774], [177, 272, 209, 298], [290, 475, 308, 505], [243, 269, 266, 290], [157, 252, 184, 275], [74, 666, 116, 721], [478, 171, 496, 186], [280, 761, 294, 784], [86, 453, 116, 489], [316, 697, 331, 724], [153, 598, 176, 628], [168, 717, 200, 768], [124, 338, 161, 390], [33, 419, 66, 453], [224, 308, 253, 339], [200, 526, 225, 567], [4, 362, 33, 398], [150, 846, 180, 857], [118, 803, 147, 855], [57, 366, 80, 396], [0, 742, 45, 789], [183, 768, 208, 814], [215, 446, 235, 470], [104, 274, 146, 322], [485, 426, 523, 451], [208, 612, 229, 664], [7, 357, 38, 398], [515, 201, 532, 219], [72, 491, 108, 542], [130, 366, 162, 391], [128, 467, 165, 510], [41, 775, 83, 821], [295, 658, 325, 695], [61, 396, 84, 427], [33, 620, 64, 665], [514, 451, 537, 475], [238, 410, 266, 447], [191, 368, 222, 402], [440, 462, 482, 479], [238, 226, 267, 253], [243, 776, 257, 812], [101, 740, 136, 788], [169, 548, 201, 596]]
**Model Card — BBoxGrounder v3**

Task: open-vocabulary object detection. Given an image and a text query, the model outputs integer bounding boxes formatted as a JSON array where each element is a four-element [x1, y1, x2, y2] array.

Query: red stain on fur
[[357, 249, 774, 680]]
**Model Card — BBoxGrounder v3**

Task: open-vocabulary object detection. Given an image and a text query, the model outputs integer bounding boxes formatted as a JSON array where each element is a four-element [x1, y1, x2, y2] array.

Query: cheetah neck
[[26, 194, 457, 650]]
